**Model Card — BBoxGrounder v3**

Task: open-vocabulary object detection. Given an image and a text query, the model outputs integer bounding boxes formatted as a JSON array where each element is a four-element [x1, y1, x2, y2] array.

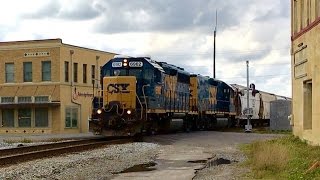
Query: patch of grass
[[3, 138, 33, 144], [220, 127, 292, 134], [253, 128, 292, 134], [242, 136, 320, 179]]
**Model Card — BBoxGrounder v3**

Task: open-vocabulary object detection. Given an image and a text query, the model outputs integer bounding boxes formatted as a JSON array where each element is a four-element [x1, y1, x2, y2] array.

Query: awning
[[0, 85, 59, 101]]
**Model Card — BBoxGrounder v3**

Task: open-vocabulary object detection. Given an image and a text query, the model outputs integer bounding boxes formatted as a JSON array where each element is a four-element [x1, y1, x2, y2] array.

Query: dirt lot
[[113, 131, 283, 180]]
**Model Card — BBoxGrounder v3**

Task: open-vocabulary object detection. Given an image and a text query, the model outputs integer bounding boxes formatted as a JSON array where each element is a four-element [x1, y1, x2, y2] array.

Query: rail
[[0, 137, 132, 167]]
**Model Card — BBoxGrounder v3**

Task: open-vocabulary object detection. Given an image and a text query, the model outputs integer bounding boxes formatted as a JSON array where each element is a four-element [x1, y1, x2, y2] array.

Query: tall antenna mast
[[213, 10, 217, 79]]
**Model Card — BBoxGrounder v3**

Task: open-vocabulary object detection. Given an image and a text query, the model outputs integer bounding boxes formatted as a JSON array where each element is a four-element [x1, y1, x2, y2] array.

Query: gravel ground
[[0, 131, 283, 180], [0, 142, 159, 180], [0, 133, 102, 149]]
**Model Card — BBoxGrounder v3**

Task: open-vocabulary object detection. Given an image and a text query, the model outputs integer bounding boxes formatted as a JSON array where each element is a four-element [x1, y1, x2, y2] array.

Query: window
[[18, 96, 32, 103], [307, 0, 311, 25], [91, 65, 95, 84], [144, 69, 154, 80], [65, 107, 78, 128], [42, 61, 51, 81], [5, 63, 14, 83], [23, 62, 32, 82], [301, 0, 304, 29], [65, 61, 69, 82], [129, 69, 142, 78], [73, 63, 78, 83], [1, 97, 14, 103], [294, 0, 298, 33], [35, 108, 48, 127], [83, 64, 87, 83], [2, 109, 14, 127], [303, 81, 312, 130], [112, 69, 127, 76], [18, 109, 31, 127], [102, 69, 111, 77], [35, 96, 49, 103], [316, 0, 320, 18]]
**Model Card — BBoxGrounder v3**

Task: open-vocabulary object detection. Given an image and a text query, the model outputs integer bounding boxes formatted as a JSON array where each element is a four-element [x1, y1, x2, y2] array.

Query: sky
[[0, 0, 291, 97]]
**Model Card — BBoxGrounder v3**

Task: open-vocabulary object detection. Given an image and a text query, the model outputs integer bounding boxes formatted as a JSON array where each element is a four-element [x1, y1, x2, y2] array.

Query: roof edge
[[0, 38, 62, 45]]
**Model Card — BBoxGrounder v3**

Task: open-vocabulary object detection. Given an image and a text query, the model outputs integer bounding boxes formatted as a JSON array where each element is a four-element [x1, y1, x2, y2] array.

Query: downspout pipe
[[70, 50, 82, 132]]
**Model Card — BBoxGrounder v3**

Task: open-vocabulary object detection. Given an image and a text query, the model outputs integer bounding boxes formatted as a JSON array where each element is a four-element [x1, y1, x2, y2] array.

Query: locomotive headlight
[[97, 109, 102, 114], [127, 110, 132, 115], [123, 62, 128, 67], [123, 59, 128, 63]]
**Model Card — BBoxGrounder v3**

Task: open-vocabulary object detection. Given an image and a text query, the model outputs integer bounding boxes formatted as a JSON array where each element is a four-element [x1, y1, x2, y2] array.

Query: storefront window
[[35, 108, 48, 127], [2, 109, 14, 127], [18, 109, 31, 127], [65, 107, 78, 128]]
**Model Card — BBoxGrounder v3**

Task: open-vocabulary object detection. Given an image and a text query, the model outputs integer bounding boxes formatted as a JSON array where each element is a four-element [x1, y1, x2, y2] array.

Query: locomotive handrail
[[117, 91, 125, 116], [136, 93, 143, 120], [104, 104, 114, 112], [142, 84, 150, 121]]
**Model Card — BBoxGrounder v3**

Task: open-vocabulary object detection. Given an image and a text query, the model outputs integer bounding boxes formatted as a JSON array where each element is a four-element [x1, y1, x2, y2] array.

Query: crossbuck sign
[[243, 108, 253, 116]]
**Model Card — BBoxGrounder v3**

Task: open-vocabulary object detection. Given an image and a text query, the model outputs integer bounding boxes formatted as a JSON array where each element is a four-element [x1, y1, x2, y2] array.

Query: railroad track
[[0, 136, 133, 167]]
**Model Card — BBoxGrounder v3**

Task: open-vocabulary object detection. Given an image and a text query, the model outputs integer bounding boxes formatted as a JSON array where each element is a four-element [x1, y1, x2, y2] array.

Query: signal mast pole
[[245, 60, 252, 132], [213, 10, 217, 79]]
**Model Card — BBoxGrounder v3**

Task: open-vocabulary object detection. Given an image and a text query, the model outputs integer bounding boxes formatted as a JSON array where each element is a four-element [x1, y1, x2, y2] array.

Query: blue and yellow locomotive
[[90, 56, 236, 136]]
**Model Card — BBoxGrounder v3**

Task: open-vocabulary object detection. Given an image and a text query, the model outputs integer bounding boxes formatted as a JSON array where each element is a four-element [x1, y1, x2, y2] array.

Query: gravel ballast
[[0, 142, 159, 180]]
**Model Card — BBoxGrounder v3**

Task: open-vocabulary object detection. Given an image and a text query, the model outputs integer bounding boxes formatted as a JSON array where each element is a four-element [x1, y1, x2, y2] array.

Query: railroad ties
[[0, 137, 133, 167]]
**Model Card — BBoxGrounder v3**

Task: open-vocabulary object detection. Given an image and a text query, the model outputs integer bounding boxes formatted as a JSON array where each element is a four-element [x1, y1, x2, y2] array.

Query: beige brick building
[[0, 39, 116, 134], [291, 0, 320, 145]]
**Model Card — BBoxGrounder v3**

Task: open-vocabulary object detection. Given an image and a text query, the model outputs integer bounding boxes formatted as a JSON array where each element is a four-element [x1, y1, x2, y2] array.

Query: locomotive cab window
[[104, 70, 111, 77], [112, 69, 126, 76], [143, 69, 154, 80], [129, 69, 142, 78], [154, 70, 162, 83]]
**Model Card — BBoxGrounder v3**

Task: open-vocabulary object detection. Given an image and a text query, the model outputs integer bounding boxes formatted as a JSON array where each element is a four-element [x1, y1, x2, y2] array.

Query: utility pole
[[213, 10, 217, 79], [245, 60, 252, 132]]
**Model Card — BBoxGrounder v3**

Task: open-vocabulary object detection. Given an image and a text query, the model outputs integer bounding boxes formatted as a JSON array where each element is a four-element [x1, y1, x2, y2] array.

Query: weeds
[[242, 136, 320, 179]]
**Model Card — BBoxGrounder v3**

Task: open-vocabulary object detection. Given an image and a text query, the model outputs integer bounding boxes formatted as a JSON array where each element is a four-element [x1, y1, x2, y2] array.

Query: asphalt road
[[112, 131, 283, 180]]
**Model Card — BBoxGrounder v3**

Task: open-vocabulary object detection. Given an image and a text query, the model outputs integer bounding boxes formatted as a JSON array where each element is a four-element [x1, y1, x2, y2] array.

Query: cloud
[[94, 0, 253, 34], [0, 0, 292, 97], [253, 0, 290, 22], [23, 0, 101, 20]]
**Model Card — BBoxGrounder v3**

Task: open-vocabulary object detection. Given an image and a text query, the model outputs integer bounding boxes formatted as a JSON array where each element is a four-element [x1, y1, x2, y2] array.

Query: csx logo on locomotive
[[107, 83, 130, 94]]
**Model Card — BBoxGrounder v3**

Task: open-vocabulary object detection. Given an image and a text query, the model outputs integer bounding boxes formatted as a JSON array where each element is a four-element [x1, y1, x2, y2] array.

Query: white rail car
[[231, 84, 290, 126]]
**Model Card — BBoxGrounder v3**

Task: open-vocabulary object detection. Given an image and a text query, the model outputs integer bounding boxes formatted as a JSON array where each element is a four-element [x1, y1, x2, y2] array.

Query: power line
[[175, 62, 290, 68], [220, 73, 290, 80], [152, 46, 290, 57], [251, 62, 290, 66]]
